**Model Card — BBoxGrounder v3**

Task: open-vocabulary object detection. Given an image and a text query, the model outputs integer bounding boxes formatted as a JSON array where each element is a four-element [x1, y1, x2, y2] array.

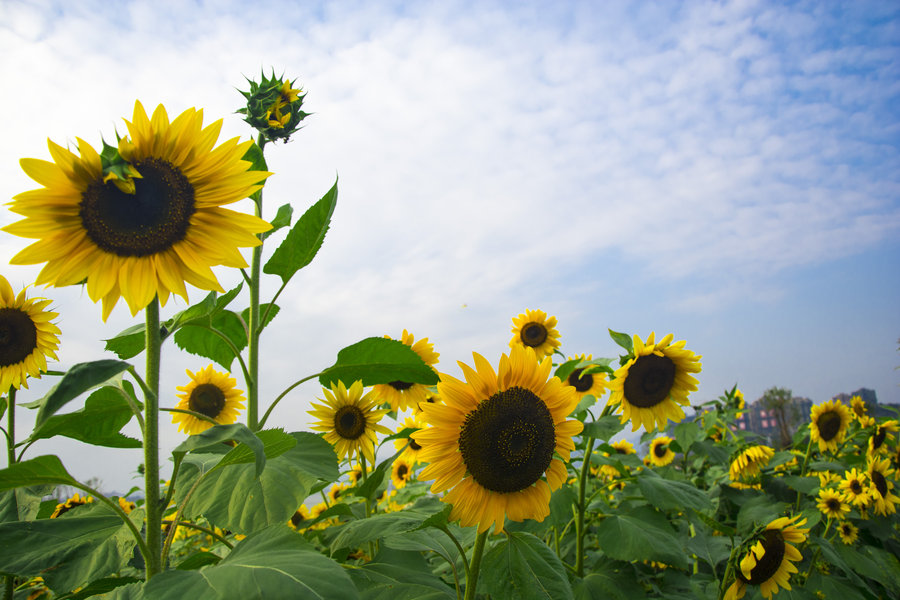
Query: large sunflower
[[866, 457, 900, 516], [373, 330, 439, 412], [648, 436, 675, 467], [868, 420, 898, 460], [172, 365, 246, 435], [4, 101, 272, 320], [724, 516, 808, 600], [412, 345, 582, 534], [729, 445, 775, 483], [0, 275, 60, 393], [308, 380, 391, 464], [809, 399, 852, 454], [607, 332, 701, 432], [509, 309, 561, 360], [562, 354, 607, 401]]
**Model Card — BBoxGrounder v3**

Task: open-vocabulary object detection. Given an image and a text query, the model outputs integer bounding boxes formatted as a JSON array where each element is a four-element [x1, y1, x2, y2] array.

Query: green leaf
[[175, 551, 222, 570], [779, 475, 819, 494], [736, 495, 789, 534], [382, 526, 460, 564], [29, 385, 140, 448], [167, 290, 219, 331], [103, 324, 148, 359], [177, 432, 338, 534], [241, 303, 280, 333], [608, 329, 633, 354], [0, 455, 80, 491], [636, 470, 712, 512], [331, 503, 447, 552], [807, 572, 869, 600], [141, 525, 358, 599], [685, 531, 731, 571], [66, 576, 143, 600], [319, 337, 439, 388], [261, 203, 294, 241], [481, 532, 574, 600], [834, 542, 900, 594], [172, 424, 275, 478], [173, 310, 247, 370], [581, 414, 625, 442], [264, 178, 338, 284], [673, 420, 700, 454], [0, 503, 144, 594], [594, 505, 689, 569], [34, 360, 132, 428], [0, 486, 54, 523], [574, 568, 645, 600]]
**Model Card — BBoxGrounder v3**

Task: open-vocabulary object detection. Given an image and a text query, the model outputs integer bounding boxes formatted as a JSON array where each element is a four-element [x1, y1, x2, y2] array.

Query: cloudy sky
[[1, 0, 898, 493]]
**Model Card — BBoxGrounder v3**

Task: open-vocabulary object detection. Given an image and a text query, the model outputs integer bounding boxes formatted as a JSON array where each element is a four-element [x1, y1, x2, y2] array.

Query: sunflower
[[837, 521, 858, 545], [724, 515, 808, 600], [4, 101, 272, 320], [347, 465, 363, 486], [412, 391, 441, 420], [607, 332, 701, 432], [849, 395, 875, 427], [598, 439, 636, 478], [327, 482, 347, 504], [393, 417, 423, 464], [648, 436, 675, 467], [51, 493, 93, 518], [562, 354, 607, 401], [308, 380, 391, 464], [172, 365, 245, 435], [391, 457, 413, 489], [0, 275, 60, 393], [809, 399, 852, 454], [868, 420, 898, 460], [729, 445, 775, 483], [412, 344, 582, 534], [734, 388, 745, 418], [838, 468, 871, 508], [289, 504, 311, 530], [866, 457, 900, 516], [509, 309, 561, 360], [816, 489, 850, 520], [373, 330, 440, 412], [117, 497, 136, 514]]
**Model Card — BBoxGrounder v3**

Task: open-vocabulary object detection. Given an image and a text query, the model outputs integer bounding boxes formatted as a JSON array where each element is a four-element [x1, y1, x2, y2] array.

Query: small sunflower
[[391, 457, 413, 489], [837, 521, 858, 545], [289, 505, 310, 530], [51, 493, 93, 518], [849, 395, 875, 427], [347, 465, 363, 486], [598, 439, 636, 478], [4, 101, 272, 320], [172, 365, 245, 435], [0, 275, 60, 393], [868, 420, 898, 460], [734, 388, 745, 418], [866, 457, 900, 516], [648, 436, 675, 467], [373, 329, 440, 412], [838, 468, 871, 508], [724, 515, 808, 600], [607, 332, 701, 432], [729, 445, 774, 483], [308, 380, 391, 464], [816, 489, 850, 520], [393, 417, 423, 464], [412, 391, 440, 421], [413, 344, 582, 534], [809, 399, 852, 454], [562, 354, 607, 401], [117, 497, 136, 514], [509, 309, 561, 360], [327, 482, 347, 504]]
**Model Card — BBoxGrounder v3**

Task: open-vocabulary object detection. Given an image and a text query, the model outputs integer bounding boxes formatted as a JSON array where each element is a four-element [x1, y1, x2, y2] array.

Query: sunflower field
[[1, 74, 899, 600]]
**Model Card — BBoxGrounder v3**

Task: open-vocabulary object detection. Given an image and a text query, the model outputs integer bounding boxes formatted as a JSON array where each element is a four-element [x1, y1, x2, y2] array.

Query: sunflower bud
[[237, 70, 309, 144], [100, 139, 142, 194]]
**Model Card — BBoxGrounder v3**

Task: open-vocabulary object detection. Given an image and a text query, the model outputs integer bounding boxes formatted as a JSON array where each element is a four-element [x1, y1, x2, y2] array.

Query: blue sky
[[1, 0, 898, 492]]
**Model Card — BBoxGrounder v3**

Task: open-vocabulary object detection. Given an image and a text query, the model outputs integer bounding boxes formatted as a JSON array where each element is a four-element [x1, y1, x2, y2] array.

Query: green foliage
[[28, 384, 140, 448], [33, 360, 131, 429], [320, 337, 440, 388], [481, 532, 574, 600]]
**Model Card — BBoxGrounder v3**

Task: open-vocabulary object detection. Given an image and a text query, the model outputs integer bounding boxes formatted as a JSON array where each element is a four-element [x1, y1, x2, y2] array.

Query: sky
[[1, 0, 898, 493]]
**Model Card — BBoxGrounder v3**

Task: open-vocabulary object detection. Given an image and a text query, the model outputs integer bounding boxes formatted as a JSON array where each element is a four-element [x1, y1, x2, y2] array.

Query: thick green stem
[[5, 389, 14, 467], [575, 436, 595, 577], [464, 530, 489, 600], [247, 134, 266, 431], [143, 298, 163, 578], [794, 436, 814, 512]]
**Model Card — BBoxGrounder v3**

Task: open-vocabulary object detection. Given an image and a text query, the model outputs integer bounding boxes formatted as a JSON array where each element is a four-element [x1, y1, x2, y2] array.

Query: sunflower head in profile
[[816, 489, 850, 520], [837, 521, 858, 545], [607, 332, 701, 432], [4, 101, 272, 320], [391, 457, 414, 489], [839, 468, 871, 508], [509, 309, 561, 360], [867, 420, 898, 460], [866, 457, 900, 516], [373, 330, 439, 412], [648, 436, 675, 467], [729, 445, 775, 483], [51, 493, 94, 518], [308, 380, 391, 464], [393, 416, 423, 464], [0, 275, 60, 393], [412, 344, 582, 534], [172, 365, 245, 435], [724, 515, 808, 600], [809, 399, 852, 454], [562, 354, 608, 402], [734, 388, 746, 418]]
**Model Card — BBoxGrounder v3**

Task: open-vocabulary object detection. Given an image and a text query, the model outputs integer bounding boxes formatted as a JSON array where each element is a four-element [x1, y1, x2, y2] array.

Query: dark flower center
[[409, 438, 422, 451], [520, 322, 547, 348], [623, 354, 676, 408], [290, 510, 305, 527], [826, 497, 841, 512], [189, 383, 226, 419], [0, 308, 38, 367], [80, 158, 195, 257], [334, 405, 366, 440], [397, 463, 409, 480], [568, 368, 593, 392], [389, 381, 414, 391], [653, 442, 669, 458], [850, 479, 863, 494], [871, 470, 887, 497], [816, 411, 842, 441], [737, 529, 786, 585], [872, 427, 886, 451], [459, 386, 556, 493]]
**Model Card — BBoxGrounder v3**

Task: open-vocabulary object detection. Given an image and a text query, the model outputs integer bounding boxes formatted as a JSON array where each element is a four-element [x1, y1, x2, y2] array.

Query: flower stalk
[[143, 298, 163, 578]]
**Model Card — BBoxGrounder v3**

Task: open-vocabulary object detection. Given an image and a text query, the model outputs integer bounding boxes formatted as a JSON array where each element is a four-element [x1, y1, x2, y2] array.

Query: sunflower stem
[[258, 372, 324, 430], [717, 538, 739, 600], [143, 298, 163, 578], [5, 389, 14, 467], [246, 135, 266, 432], [161, 471, 206, 567], [794, 435, 814, 512], [575, 436, 596, 577], [464, 530, 488, 600], [802, 518, 830, 583], [439, 525, 471, 598]]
